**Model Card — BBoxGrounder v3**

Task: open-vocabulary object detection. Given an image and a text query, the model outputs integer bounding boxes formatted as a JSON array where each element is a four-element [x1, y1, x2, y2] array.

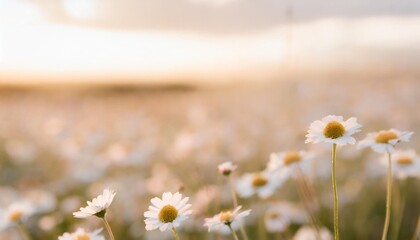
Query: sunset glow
[[0, 0, 419, 85]]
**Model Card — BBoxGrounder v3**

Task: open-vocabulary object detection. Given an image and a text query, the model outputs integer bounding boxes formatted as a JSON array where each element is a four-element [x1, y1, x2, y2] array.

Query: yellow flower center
[[222, 169, 232, 176], [9, 210, 23, 222], [268, 211, 280, 219], [323, 121, 346, 139], [219, 211, 233, 223], [158, 205, 178, 223], [284, 151, 301, 165], [74, 233, 90, 240], [396, 157, 413, 165], [252, 175, 268, 188], [375, 131, 398, 144]]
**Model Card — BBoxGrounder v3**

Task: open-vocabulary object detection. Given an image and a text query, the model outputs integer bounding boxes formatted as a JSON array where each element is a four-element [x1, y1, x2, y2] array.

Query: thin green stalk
[[411, 216, 420, 240], [229, 176, 249, 240], [172, 227, 181, 240], [294, 167, 322, 240], [391, 180, 406, 240], [259, 200, 267, 240], [381, 153, 393, 240], [227, 224, 239, 240], [102, 217, 116, 240], [229, 176, 239, 208], [331, 143, 339, 240], [18, 223, 32, 240]]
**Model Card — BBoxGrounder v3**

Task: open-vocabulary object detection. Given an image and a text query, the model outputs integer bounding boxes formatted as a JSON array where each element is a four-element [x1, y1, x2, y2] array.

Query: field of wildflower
[[0, 79, 419, 240]]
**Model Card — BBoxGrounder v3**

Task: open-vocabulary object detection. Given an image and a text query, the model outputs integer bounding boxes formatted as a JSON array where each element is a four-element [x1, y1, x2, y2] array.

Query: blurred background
[[1, 0, 420, 85], [0, 0, 419, 239]]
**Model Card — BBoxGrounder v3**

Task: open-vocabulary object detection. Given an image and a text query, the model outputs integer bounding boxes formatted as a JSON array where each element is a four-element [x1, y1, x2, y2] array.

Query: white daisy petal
[[306, 115, 362, 146], [73, 189, 116, 219], [358, 129, 413, 154], [204, 206, 251, 233], [144, 192, 192, 233]]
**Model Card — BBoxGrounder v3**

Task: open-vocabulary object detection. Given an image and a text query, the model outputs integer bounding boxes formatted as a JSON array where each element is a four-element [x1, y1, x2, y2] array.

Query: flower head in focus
[[358, 129, 413, 154], [73, 189, 116, 219], [144, 192, 192, 232], [306, 115, 362, 145]]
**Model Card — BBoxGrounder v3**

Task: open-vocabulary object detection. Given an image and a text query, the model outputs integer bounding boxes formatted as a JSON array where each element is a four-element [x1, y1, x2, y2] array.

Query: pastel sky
[[0, 0, 419, 85]]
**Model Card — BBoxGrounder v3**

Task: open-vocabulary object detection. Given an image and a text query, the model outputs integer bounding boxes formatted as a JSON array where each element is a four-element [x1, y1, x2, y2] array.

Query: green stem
[[382, 153, 393, 240], [259, 200, 267, 240], [391, 180, 406, 240], [331, 143, 339, 240], [172, 227, 181, 240], [292, 171, 321, 240], [229, 176, 249, 240], [102, 217, 116, 240], [227, 224, 239, 240], [229, 176, 239, 208], [412, 216, 420, 240], [18, 223, 32, 240]]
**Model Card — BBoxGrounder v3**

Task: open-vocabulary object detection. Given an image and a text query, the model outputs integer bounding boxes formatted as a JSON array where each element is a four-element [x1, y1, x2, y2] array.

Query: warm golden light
[[0, 1, 419, 85]]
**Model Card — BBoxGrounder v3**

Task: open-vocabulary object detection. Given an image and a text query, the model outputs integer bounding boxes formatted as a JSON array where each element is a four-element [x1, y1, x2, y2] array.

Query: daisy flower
[[144, 192, 192, 239], [204, 206, 251, 239], [218, 161, 237, 176], [73, 189, 116, 240], [58, 228, 105, 240], [305, 115, 361, 240], [236, 170, 285, 199], [305, 115, 362, 145], [358, 129, 413, 154], [73, 189, 116, 219], [268, 150, 319, 231], [265, 202, 307, 233], [384, 149, 420, 180], [0, 201, 35, 230], [293, 226, 332, 240], [265, 210, 290, 233], [358, 129, 413, 240], [268, 150, 314, 173]]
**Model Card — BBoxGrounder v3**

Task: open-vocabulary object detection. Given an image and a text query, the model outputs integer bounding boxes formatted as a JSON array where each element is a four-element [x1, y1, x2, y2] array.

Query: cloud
[[188, 0, 238, 7], [0, 0, 45, 24], [62, 0, 99, 20]]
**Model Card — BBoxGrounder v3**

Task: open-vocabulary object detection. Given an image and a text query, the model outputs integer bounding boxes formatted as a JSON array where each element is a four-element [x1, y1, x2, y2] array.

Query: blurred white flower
[[236, 171, 285, 199], [268, 150, 314, 173], [358, 129, 413, 153], [73, 189, 116, 218], [218, 161, 237, 176], [25, 190, 57, 214], [4, 140, 37, 164], [265, 201, 307, 233], [0, 201, 35, 230], [204, 206, 251, 233], [293, 226, 333, 240], [146, 164, 182, 195], [144, 192, 192, 232], [265, 209, 290, 233], [192, 186, 220, 214], [382, 149, 420, 179], [306, 115, 362, 145], [38, 214, 62, 231], [58, 228, 105, 240]]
